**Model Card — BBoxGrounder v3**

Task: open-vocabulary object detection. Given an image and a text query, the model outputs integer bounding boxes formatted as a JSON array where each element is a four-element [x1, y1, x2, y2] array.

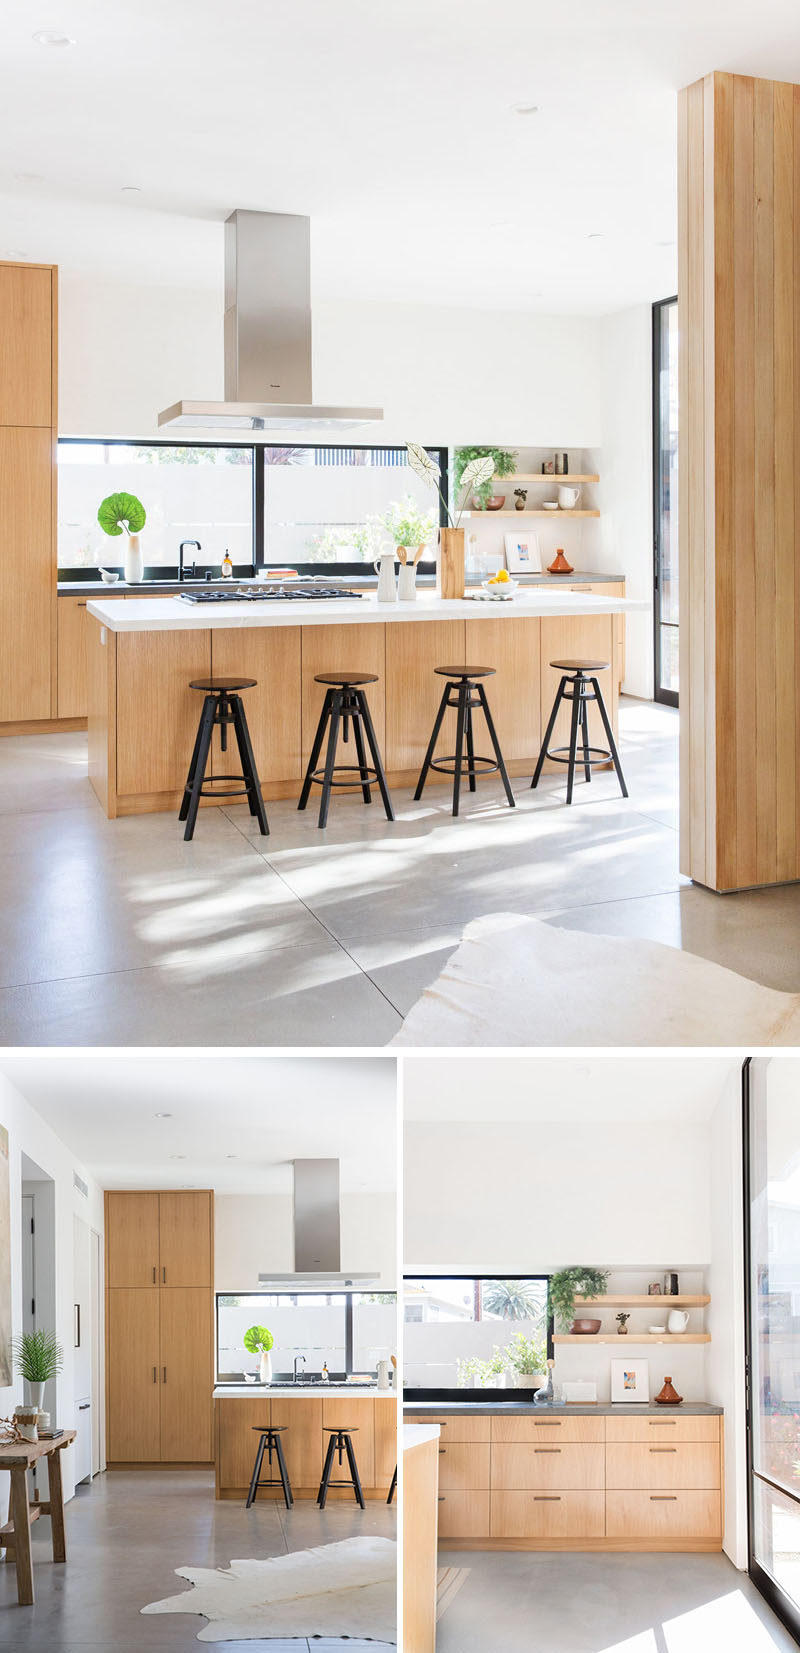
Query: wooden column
[[678, 72, 800, 891]]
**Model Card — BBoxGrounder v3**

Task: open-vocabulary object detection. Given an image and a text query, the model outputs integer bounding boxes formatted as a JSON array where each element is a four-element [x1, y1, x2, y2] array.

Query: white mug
[[558, 485, 581, 510], [667, 1309, 690, 1334]]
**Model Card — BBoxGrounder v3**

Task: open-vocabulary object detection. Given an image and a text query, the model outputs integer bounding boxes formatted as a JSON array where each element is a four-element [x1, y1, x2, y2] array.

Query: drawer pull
[[534, 1496, 561, 1502], [77, 600, 87, 607], [438, 1496, 446, 1502], [534, 1420, 562, 1426], [648, 1421, 676, 1427], [439, 1448, 446, 1455], [534, 1448, 561, 1454], [649, 1447, 677, 1453], [650, 1496, 678, 1501]]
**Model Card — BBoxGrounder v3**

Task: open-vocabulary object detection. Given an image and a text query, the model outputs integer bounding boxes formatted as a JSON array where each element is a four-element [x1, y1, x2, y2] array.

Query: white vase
[[667, 1310, 690, 1334], [259, 1351, 273, 1385], [124, 533, 144, 584], [374, 552, 398, 603], [28, 1381, 46, 1410], [397, 561, 417, 601]]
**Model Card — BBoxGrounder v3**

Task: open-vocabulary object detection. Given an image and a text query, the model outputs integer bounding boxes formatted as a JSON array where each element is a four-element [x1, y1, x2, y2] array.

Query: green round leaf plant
[[97, 492, 147, 537]]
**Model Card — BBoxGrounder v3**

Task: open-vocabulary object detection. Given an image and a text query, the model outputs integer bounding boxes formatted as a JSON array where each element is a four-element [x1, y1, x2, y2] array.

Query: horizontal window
[[216, 1291, 396, 1383], [262, 445, 444, 571], [404, 1276, 550, 1391]]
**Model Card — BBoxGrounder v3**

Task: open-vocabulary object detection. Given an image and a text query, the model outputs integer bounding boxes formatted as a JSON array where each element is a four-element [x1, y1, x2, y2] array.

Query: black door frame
[[742, 1056, 800, 1647], [652, 296, 679, 707]]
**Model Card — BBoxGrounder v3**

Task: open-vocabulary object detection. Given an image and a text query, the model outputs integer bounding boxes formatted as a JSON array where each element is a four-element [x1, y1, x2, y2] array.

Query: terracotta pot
[[655, 1375, 684, 1405], [569, 1318, 602, 1335], [471, 495, 506, 511], [547, 548, 574, 575]]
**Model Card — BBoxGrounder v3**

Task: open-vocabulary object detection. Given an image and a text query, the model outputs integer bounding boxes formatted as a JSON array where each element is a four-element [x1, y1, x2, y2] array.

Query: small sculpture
[[547, 548, 574, 575], [655, 1375, 684, 1405], [615, 1312, 630, 1336], [514, 488, 528, 511]]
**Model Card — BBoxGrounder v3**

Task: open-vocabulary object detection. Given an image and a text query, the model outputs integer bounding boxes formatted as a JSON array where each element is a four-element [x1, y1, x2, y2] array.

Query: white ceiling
[[404, 1056, 740, 1123], [0, 1055, 397, 1194], [3, 0, 800, 313]]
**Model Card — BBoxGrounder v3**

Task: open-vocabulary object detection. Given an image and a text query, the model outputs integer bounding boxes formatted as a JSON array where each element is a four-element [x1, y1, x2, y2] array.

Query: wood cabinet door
[[0, 427, 53, 722], [539, 612, 617, 773], [116, 629, 212, 797], [216, 1398, 274, 1492], [385, 619, 466, 773], [437, 1490, 490, 1539], [437, 1442, 490, 1491], [491, 1489, 606, 1540], [57, 594, 125, 718], [0, 265, 52, 427], [106, 1192, 160, 1287], [374, 1398, 397, 1491], [606, 1489, 722, 1542], [321, 1397, 375, 1488], [491, 1441, 605, 1491], [159, 1289, 213, 1461], [413, 1414, 491, 1444], [605, 1415, 720, 1445], [211, 626, 302, 783], [464, 617, 541, 762], [158, 1192, 213, 1287], [492, 1415, 604, 1445], [270, 1398, 324, 1491], [605, 1442, 720, 1491], [107, 1289, 160, 1461]]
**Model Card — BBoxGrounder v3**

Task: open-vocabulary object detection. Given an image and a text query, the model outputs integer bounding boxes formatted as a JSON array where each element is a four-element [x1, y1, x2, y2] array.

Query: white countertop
[[87, 588, 646, 633], [213, 1383, 391, 1398], [404, 1423, 441, 1450]]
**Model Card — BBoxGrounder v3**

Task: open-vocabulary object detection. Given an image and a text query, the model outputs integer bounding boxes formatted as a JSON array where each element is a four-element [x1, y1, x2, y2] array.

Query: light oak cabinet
[[106, 1191, 213, 1289], [0, 264, 54, 427], [214, 1396, 397, 1501], [211, 625, 302, 785], [158, 1191, 214, 1287], [271, 1397, 325, 1490], [160, 1288, 213, 1461], [57, 593, 126, 718], [106, 1192, 161, 1288], [539, 611, 618, 773], [385, 619, 466, 773], [116, 629, 212, 798], [106, 1289, 161, 1461]]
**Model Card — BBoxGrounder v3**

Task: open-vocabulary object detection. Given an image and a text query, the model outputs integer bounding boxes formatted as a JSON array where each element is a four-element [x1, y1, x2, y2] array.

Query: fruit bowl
[[481, 576, 519, 599], [569, 1318, 602, 1335]]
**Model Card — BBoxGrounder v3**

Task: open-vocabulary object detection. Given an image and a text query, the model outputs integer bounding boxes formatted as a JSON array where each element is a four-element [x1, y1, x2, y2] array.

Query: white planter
[[27, 1381, 46, 1410], [259, 1351, 273, 1385], [510, 1371, 545, 1389], [124, 533, 144, 584]]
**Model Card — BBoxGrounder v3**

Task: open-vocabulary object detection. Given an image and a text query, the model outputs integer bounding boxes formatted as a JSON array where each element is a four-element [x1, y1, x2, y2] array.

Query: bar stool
[[531, 659, 628, 805], [246, 1426, 293, 1509], [387, 1465, 397, 1504], [298, 674, 394, 828], [317, 1427, 365, 1509], [415, 666, 515, 816], [179, 678, 269, 842]]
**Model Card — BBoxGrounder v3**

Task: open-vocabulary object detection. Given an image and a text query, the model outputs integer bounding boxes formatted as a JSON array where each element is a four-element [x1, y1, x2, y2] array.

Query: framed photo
[[611, 1358, 649, 1403], [504, 532, 541, 575]]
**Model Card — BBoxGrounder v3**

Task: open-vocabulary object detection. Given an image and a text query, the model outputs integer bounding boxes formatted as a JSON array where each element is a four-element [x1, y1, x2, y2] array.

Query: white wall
[[595, 303, 655, 699], [214, 1191, 396, 1292], [0, 1074, 104, 1503], [707, 1066, 748, 1569]]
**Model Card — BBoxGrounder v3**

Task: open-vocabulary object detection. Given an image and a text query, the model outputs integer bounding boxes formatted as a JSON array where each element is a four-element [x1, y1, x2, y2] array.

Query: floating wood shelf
[[575, 1295, 711, 1308], [553, 1333, 711, 1345], [464, 509, 600, 519], [494, 473, 600, 484]]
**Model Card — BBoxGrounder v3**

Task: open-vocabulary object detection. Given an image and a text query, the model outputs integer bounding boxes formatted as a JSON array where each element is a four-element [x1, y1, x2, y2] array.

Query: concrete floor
[[0, 1468, 396, 1650], [0, 701, 798, 1045], [436, 1546, 799, 1653]]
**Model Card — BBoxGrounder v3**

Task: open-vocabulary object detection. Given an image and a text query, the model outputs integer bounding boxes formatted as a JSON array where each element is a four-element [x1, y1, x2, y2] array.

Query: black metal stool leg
[[414, 685, 450, 801], [358, 692, 395, 822], [580, 684, 592, 783], [451, 684, 467, 817], [477, 684, 516, 808], [274, 1434, 294, 1509], [317, 692, 343, 829], [564, 681, 582, 806], [465, 697, 477, 792], [344, 1432, 366, 1509], [180, 694, 215, 823], [387, 1466, 397, 1504], [219, 693, 228, 753], [299, 689, 334, 811], [182, 695, 217, 841], [351, 703, 373, 804], [246, 1433, 268, 1509], [231, 695, 269, 836], [531, 676, 569, 789], [317, 1434, 337, 1507], [591, 678, 629, 798]]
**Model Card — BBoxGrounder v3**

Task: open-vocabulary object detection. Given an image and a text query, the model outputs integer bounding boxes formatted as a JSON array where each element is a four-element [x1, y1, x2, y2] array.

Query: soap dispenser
[[221, 549, 233, 578]]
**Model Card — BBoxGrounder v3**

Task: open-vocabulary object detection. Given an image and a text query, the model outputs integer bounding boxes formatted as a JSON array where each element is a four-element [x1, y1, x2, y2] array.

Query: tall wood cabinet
[[0, 262, 57, 727], [105, 1191, 214, 1464]]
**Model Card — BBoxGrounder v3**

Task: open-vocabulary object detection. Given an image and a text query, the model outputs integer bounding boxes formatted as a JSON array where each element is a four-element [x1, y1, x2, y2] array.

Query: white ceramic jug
[[557, 485, 582, 510], [667, 1309, 690, 1334], [376, 1359, 392, 1391], [374, 552, 398, 603]]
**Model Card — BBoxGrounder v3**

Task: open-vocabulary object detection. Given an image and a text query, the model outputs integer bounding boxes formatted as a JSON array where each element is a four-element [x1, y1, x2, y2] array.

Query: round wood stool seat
[[434, 665, 496, 679], [189, 676, 258, 692], [250, 1424, 287, 1432], [548, 659, 609, 673], [314, 672, 378, 687]]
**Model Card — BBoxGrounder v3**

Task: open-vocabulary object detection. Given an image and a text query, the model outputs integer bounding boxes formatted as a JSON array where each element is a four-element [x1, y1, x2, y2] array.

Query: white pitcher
[[374, 552, 398, 603], [376, 1359, 392, 1391], [557, 485, 582, 510], [667, 1309, 690, 1334]]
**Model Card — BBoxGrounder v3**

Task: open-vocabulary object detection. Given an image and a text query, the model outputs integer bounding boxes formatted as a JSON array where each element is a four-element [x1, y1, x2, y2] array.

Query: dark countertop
[[58, 569, 624, 596], [403, 1400, 723, 1416]]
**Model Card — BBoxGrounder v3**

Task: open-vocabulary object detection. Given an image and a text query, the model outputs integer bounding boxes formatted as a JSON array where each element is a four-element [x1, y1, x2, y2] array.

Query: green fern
[[11, 1329, 63, 1383]]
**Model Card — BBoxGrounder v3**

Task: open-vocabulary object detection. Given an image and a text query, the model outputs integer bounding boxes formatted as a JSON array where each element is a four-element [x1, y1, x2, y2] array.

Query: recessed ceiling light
[[155, 1111, 173, 1118], [15, 172, 44, 185], [225, 1154, 238, 1159], [587, 232, 605, 240], [169, 1154, 186, 1161], [32, 30, 75, 46], [511, 102, 539, 116], [121, 184, 142, 194]]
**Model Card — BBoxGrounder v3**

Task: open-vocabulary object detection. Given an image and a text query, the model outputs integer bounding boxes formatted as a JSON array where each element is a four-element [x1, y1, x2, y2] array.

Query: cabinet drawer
[[605, 1443, 720, 1491], [412, 1415, 491, 1443], [492, 1415, 604, 1445], [606, 1490, 722, 1542], [437, 1490, 490, 1539], [491, 1490, 605, 1540], [605, 1415, 720, 1445], [437, 1442, 490, 1491], [491, 1442, 604, 1491]]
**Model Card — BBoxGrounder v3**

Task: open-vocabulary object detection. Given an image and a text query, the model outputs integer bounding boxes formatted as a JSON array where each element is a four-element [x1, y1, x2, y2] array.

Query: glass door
[[652, 297, 679, 705], [744, 1057, 800, 1644]]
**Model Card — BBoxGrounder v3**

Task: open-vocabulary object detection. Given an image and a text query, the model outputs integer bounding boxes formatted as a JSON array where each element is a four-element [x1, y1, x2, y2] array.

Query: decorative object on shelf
[[533, 1357, 556, 1405], [542, 459, 555, 473], [562, 1380, 598, 1404], [561, 453, 569, 474], [570, 1317, 602, 1335], [374, 551, 398, 603], [542, 500, 559, 511], [97, 491, 147, 584], [649, 1324, 667, 1334], [547, 548, 574, 574], [615, 1312, 631, 1336], [611, 1358, 650, 1404], [664, 1271, 679, 1295], [453, 446, 518, 510], [13, 1405, 39, 1443], [667, 1309, 690, 1335], [555, 452, 564, 475], [505, 531, 542, 574], [503, 1330, 547, 1389], [243, 1324, 274, 1386], [406, 443, 495, 599], [482, 572, 519, 599], [548, 1267, 610, 1331], [514, 488, 528, 511], [558, 484, 582, 510], [99, 568, 120, 584], [11, 1328, 63, 1412], [0, 1414, 24, 1444], [648, 1283, 662, 1296], [655, 1375, 684, 1405], [474, 493, 506, 511]]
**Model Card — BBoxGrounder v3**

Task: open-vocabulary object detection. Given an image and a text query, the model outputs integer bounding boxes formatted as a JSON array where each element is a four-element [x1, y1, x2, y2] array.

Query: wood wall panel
[[0, 265, 53, 427], [211, 625, 302, 783], [116, 629, 211, 796], [679, 70, 800, 889], [0, 427, 54, 722]]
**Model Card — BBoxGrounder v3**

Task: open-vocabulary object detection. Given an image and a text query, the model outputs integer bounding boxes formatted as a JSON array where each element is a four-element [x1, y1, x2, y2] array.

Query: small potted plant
[[243, 1324, 275, 1385], [616, 1312, 631, 1336], [97, 491, 147, 584], [380, 497, 438, 599], [11, 1329, 63, 1412], [548, 1267, 610, 1333], [514, 487, 528, 511], [453, 446, 519, 511], [504, 1331, 547, 1389]]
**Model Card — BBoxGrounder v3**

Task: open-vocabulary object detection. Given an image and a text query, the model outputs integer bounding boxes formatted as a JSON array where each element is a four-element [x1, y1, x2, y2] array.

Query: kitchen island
[[214, 1384, 396, 1501], [86, 587, 644, 818]]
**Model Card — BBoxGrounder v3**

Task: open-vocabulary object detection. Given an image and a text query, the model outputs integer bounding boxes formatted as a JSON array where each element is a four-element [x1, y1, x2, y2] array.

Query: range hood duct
[[258, 1158, 378, 1291], [159, 209, 383, 432]]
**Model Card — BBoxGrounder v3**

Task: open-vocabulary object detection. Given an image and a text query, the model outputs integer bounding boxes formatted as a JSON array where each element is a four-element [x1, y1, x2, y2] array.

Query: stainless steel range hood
[[258, 1159, 378, 1291], [159, 210, 383, 432]]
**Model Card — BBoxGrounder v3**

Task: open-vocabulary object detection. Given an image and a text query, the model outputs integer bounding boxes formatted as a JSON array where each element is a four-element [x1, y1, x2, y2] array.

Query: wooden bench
[[0, 1430, 76, 1604]]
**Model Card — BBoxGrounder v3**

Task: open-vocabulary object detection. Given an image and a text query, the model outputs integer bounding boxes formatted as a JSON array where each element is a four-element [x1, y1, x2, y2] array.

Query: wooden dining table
[[0, 1430, 76, 1604]]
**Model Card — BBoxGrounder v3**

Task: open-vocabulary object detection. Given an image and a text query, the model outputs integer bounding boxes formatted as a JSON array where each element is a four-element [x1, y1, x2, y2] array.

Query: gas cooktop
[[179, 583, 363, 604]]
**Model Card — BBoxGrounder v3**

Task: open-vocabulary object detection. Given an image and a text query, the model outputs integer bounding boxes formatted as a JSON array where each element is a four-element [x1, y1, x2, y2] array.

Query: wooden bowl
[[569, 1318, 602, 1335], [471, 494, 506, 511]]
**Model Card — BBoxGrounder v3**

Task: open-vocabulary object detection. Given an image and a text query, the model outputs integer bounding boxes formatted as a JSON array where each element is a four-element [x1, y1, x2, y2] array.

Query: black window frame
[[57, 436, 449, 581], [403, 1272, 553, 1404], [214, 1289, 397, 1386], [652, 295, 679, 708], [742, 1056, 800, 1648]]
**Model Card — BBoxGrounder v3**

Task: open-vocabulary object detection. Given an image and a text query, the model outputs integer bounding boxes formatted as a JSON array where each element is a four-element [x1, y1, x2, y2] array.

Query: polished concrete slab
[[0, 703, 797, 1044], [0, 1467, 396, 1650], [435, 1547, 798, 1652]]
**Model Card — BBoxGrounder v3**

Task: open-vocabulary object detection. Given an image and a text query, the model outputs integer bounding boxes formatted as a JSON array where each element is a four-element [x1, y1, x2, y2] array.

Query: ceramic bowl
[[570, 1318, 602, 1335], [471, 494, 506, 511], [542, 500, 559, 511], [482, 577, 519, 599], [649, 1326, 667, 1334], [100, 568, 120, 584]]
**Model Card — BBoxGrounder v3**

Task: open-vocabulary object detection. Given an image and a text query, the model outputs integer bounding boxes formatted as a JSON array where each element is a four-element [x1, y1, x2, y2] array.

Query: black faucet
[[179, 540, 201, 583]]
